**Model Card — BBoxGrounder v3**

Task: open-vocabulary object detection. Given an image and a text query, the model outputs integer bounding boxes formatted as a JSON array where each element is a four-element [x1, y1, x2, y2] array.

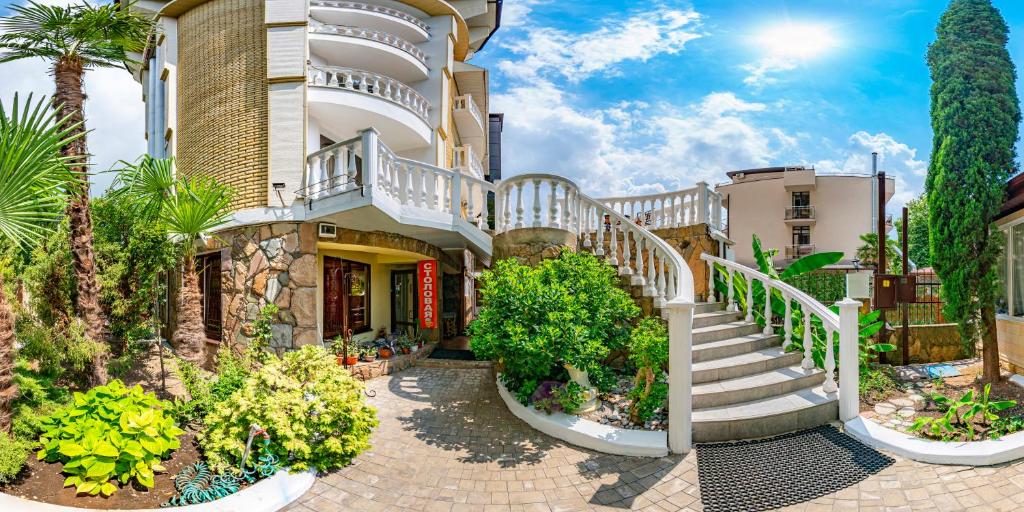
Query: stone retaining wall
[[887, 323, 966, 364], [492, 227, 577, 266]]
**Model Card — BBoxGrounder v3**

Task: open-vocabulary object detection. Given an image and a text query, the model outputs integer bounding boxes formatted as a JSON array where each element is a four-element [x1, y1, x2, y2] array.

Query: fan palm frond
[[163, 177, 233, 255], [0, 93, 79, 246], [110, 154, 176, 217]]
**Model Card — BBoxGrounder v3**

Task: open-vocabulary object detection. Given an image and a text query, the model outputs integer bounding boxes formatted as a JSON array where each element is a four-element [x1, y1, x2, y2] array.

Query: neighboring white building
[[716, 166, 895, 268]]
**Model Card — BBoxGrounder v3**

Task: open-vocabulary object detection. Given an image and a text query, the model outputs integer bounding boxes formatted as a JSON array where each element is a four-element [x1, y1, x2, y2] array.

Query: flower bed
[[580, 375, 669, 431]]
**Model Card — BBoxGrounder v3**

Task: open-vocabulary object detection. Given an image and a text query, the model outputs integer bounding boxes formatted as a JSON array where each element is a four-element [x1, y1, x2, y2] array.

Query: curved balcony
[[308, 65, 431, 151], [309, 21, 428, 83], [309, 0, 430, 43]]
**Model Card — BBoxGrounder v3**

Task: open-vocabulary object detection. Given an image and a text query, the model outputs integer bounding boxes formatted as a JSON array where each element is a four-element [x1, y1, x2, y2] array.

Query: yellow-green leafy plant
[[36, 380, 183, 496], [199, 346, 378, 473], [627, 318, 668, 423]]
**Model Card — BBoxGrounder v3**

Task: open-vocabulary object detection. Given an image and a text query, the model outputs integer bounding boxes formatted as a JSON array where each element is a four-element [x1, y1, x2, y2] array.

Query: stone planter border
[[0, 469, 316, 512], [843, 374, 1024, 466], [495, 375, 668, 457]]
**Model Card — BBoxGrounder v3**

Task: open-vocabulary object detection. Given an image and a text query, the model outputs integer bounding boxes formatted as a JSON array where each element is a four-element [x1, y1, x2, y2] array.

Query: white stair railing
[[494, 174, 696, 454], [595, 182, 725, 231], [700, 253, 861, 422]]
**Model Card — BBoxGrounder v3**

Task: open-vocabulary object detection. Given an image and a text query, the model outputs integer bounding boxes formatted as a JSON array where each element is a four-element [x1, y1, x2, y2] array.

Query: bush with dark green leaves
[[468, 250, 639, 396]]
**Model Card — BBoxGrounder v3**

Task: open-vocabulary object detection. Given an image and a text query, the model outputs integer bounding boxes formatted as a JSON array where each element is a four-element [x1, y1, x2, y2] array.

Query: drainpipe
[[870, 152, 878, 236]]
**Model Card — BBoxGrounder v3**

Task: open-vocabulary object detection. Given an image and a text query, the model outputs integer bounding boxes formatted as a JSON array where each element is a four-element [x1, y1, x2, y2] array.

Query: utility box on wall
[[874, 274, 898, 309]]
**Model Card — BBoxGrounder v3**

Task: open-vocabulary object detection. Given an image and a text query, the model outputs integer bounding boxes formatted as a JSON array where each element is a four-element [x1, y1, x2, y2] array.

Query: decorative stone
[[291, 287, 317, 327], [896, 407, 916, 419], [260, 238, 284, 260], [259, 225, 272, 240], [266, 277, 282, 303], [290, 255, 317, 287], [276, 309, 297, 326], [276, 288, 292, 310], [909, 394, 927, 411], [293, 327, 318, 347], [271, 223, 296, 237], [300, 224, 317, 253], [282, 232, 299, 254], [874, 403, 897, 416], [270, 323, 293, 348], [248, 250, 268, 278], [890, 397, 915, 409], [252, 272, 268, 297]]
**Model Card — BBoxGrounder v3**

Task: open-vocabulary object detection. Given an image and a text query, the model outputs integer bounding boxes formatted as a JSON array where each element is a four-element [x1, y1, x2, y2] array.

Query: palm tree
[[0, 1, 153, 384], [0, 94, 78, 431], [162, 177, 233, 366], [856, 232, 902, 274]]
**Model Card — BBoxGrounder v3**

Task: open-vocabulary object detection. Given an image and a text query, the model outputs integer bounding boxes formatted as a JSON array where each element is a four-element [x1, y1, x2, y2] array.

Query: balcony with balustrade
[[308, 19, 429, 83], [452, 145, 484, 179], [299, 128, 494, 256], [307, 65, 432, 151], [784, 205, 816, 225], [453, 94, 486, 155], [785, 244, 816, 259], [308, 1, 431, 45]]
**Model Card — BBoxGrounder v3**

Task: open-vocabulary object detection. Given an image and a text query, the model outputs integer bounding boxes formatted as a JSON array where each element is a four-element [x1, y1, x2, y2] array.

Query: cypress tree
[[926, 0, 1019, 382]]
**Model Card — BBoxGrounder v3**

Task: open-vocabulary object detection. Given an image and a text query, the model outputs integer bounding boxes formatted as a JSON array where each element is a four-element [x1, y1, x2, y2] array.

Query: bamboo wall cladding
[[177, 0, 268, 210]]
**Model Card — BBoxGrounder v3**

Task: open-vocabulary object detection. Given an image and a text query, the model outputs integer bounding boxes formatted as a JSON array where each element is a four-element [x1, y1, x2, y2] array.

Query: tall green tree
[[856, 232, 902, 274], [0, 94, 77, 431], [894, 194, 931, 269], [927, 0, 1020, 382], [0, 1, 153, 385]]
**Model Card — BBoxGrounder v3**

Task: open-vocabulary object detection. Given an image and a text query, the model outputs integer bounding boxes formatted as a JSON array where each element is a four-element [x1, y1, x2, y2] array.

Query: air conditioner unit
[[318, 223, 337, 239]]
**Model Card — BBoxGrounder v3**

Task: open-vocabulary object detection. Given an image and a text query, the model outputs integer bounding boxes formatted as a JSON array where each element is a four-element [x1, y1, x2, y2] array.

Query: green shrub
[[37, 380, 183, 496], [15, 315, 105, 386], [173, 347, 255, 425], [628, 318, 668, 371], [0, 432, 30, 485], [628, 381, 668, 423], [469, 251, 638, 394], [199, 346, 378, 473], [11, 361, 72, 440]]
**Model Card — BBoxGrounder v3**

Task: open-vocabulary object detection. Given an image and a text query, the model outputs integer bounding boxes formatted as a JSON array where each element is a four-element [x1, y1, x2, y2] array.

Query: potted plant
[[398, 336, 413, 355], [379, 345, 394, 359], [360, 345, 377, 362]]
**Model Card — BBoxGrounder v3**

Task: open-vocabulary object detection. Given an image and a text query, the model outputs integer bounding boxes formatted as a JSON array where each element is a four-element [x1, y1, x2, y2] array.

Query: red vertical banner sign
[[418, 260, 438, 329]]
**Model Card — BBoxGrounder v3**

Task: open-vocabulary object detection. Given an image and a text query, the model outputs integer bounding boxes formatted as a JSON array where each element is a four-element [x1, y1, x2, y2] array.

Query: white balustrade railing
[[302, 135, 365, 198], [700, 253, 861, 422], [308, 65, 430, 122], [596, 182, 725, 232], [453, 145, 484, 178], [310, 21, 428, 65], [300, 129, 493, 231], [453, 94, 485, 130], [309, 0, 431, 33]]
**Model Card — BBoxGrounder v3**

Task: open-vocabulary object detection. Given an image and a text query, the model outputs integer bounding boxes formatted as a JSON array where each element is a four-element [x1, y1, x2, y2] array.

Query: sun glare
[[756, 23, 837, 60]]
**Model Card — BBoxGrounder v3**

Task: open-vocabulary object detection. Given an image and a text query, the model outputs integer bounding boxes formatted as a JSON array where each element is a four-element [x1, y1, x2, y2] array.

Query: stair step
[[691, 333, 780, 363], [692, 346, 803, 384], [693, 320, 761, 344], [692, 386, 838, 442], [694, 302, 725, 314], [692, 310, 743, 329], [692, 366, 826, 409]]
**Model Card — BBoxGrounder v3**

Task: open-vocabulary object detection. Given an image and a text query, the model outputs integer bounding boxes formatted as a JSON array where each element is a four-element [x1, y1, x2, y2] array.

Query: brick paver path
[[284, 367, 1024, 511]]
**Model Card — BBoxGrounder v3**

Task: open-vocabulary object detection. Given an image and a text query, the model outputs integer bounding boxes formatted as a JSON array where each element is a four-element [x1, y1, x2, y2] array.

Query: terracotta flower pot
[[401, 347, 411, 355], [345, 355, 359, 366], [379, 348, 393, 359], [363, 354, 377, 362], [336, 355, 344, 366]]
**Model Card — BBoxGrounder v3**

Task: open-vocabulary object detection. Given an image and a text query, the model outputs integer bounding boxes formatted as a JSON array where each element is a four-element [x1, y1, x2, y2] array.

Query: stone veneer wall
[[204, 223, 319, 354], [888, 323, 968, 364], [648, 224, 721, 302], [492, 228, 577, 266], [177, 0, 268, 210]]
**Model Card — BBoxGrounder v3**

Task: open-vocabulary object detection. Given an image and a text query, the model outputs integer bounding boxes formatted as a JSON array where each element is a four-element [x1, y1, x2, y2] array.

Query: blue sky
[[472, 0, 1024, 209], [3, 0, 1024, 213]]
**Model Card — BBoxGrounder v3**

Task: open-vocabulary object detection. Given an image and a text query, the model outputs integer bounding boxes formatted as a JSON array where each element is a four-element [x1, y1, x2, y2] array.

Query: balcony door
[[792, 226, 811, 247], [323, 256, 370, 339]]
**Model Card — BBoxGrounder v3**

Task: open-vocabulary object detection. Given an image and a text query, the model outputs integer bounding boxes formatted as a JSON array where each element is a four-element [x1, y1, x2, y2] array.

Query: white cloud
[[813, 131, 927, 209], [500, 0, 548, 28], [741, 56, 798, 87], [498, 7, 703, 82]]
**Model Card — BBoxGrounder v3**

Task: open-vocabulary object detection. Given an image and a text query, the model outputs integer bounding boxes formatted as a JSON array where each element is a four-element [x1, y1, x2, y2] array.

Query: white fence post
[[838, 298, 860, 422], [667, 300, 695, 454], [696, 182, 709, 225]]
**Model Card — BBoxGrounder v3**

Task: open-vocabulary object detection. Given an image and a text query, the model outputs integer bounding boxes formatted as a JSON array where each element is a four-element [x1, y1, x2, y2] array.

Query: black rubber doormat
[[428, 348, 477, 361], [696, 425, 894, 512]]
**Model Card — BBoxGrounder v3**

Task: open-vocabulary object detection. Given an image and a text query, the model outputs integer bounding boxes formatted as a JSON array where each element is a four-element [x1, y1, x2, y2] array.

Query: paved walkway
[[284, 367, 1024, 512]]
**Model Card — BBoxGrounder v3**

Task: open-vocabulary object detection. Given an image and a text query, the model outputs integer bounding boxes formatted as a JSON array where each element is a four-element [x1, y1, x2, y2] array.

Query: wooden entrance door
[[323, 256, 371, 339]]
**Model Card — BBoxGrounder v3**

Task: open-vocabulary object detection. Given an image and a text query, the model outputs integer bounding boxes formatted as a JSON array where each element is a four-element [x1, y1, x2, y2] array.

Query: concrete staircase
[[689, 301, 837, 442]]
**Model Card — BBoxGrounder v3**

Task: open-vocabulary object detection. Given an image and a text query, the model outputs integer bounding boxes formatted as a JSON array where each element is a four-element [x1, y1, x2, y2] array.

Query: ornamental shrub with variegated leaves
[[36, 380, 183, 496], [199, 345, 378, 473]]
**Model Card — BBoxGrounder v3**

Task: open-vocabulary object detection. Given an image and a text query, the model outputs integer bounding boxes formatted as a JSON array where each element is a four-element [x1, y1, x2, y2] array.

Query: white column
[[515, 181, 525, 229], [696, 182, 709, 225], [801, 309, 814, 369], [532, 179, 542, 228], [744, 275, 754, 322], [783, 294, 793, 349], [838, 298, 861, 421], [706, 260, 716, 303], [726, 269, 736, 312], [762, 281, 774, 335], [666, 300, 694, 455]]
